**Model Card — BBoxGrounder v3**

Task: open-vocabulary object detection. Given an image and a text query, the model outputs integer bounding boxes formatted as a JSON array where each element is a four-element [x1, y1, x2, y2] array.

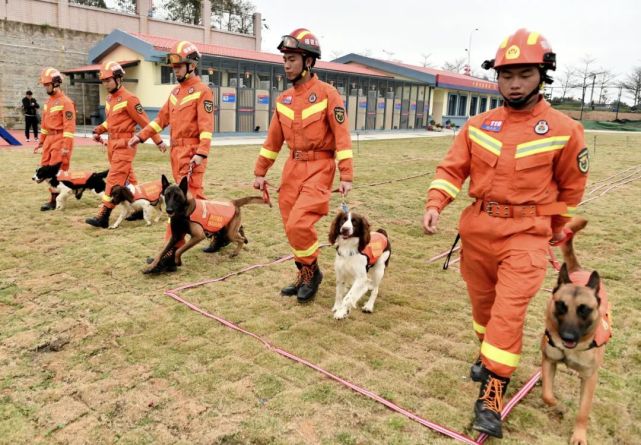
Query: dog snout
[[340, 227, 352, 236], [559, 329, 580, 343]]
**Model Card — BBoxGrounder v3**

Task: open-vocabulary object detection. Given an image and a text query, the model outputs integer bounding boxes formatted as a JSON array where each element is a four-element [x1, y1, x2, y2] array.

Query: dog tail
[[232, 196, 268, 208], [375, 228, 392, 266], [560, 217, 588, 273]]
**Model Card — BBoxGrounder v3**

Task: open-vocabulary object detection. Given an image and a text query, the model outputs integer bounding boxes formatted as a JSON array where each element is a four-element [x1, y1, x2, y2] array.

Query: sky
[[251, 0, 641, 100]]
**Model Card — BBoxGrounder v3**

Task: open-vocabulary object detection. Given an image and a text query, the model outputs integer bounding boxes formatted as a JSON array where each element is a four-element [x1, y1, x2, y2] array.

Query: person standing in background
[[22, 90, 39, 142]]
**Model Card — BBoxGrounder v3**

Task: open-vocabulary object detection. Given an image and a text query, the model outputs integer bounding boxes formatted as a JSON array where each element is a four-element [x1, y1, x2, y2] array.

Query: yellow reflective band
[[336, 149, 353, 161], [177, 40, 190, 53], [101, 121, 108, 129], [473, 320, 486, 334], [45, 68, 56, 76], [500, 37, 509, 49], [150, 121, 162, 133], [112, 101, 128, 112], [105, 103, 111, 112], [481, 341, 520, 368], [527, 32, 540, 45], [260, 147, 278, 160], [199, 131, 212, 140], [429, 178, 460, 199], [515, 136, 570, 158], [63, 132, 74, 138], [41, 129, 49, 135], [561, 206, 577, 218], [302, 98, 328, 120], [49, 105, 64, 113], [102, 194, 112, 203], [293, 240, 319, 258], [180, 92, 202, 105], [169, 94, 178, 106], [296, 30, 311, 40], [468, 126, 502, 156], [276, 102, 294, 120]]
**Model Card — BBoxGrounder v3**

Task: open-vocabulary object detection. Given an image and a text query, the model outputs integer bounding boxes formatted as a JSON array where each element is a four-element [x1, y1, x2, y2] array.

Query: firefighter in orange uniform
[[253, 29, 353, 303], [35, 67, 76, 211], [422, 29, 589, 438], [86, 61, 166, 228], [130, 41, 214, 273]]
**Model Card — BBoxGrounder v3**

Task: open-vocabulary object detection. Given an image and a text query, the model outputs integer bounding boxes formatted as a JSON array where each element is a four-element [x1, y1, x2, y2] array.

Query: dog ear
[[328, 212, 342, 245], [358, 215, 371, 252], [96, 170, 109, 179], [179, 176, 189, 195], [557, 263, 572, 287], [161, 174, 170, 192], [586, 270, 601, 304]]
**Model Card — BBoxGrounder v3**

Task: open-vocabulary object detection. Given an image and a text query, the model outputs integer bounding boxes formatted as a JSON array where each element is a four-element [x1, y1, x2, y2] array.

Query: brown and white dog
[[144, 175, 270, 274], [32, 162, 108, 210], [328, 209, 391, 320], [109, 180, 165, 229], [541, 217, 612, 445]]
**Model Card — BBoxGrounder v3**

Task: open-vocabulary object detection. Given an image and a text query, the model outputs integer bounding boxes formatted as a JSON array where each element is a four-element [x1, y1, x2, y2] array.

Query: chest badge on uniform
[[481, 119, 503, 132], [188, 87, 194, 94], [117, 96, 122, 102], [106, 95, 112, 101], [173, 88, 179, 95], [308, 92, 317, 103], [282, 96, 293, 105], [534, 119, 549, 135]]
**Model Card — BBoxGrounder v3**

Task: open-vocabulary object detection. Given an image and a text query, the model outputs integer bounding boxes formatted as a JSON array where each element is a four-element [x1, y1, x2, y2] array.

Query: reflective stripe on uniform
[[105, 103, 111, 112], [199, 131, 212, 140], [41, 129, 49, 135], [102, 194, 112, 203], [101, 121, 108, 129], [293, 240, 319, 258], [63, 132, 74, 138], [276, 102, 294, 120], [150, 121, 162, 133], [561, 206, 577, 218], [473, 320, 486, 335], [429, 178, 460, 199], [468, 126, 502, 156], [515, 136, 570, 158], [336, 149, 353, 161], [481, 341, 520, 368], [49, 105, 64, 113], [112, 101, 128, 112], [259, 147, 278, 160], [169, 95, 178, 106], [180, 92, 202, 105], [301, 98, 328, 120]]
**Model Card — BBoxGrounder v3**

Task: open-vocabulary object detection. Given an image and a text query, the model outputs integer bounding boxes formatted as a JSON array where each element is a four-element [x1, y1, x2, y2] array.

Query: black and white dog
[[32, 162, 108, 210], [328, 209, 391, 320]]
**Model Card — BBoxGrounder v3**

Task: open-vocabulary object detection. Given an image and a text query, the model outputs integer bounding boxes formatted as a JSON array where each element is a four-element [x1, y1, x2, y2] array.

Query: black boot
[[281, 261, 303, 296], [473, 369, 510, 438], [40, 192, 59, 211], [297, 262, 323, 303], [125, 209, 144, 221], [470, 355, 483, 382], [85, 205, 113, 228], [144, 248, 177, 274], [203, 227, 231, 253]]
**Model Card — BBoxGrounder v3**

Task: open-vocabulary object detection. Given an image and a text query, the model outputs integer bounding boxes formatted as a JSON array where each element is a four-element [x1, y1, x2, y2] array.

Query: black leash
[[443, 233, 460, 270]]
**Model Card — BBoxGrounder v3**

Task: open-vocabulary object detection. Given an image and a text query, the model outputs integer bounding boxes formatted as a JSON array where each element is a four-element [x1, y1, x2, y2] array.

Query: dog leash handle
[[262, 182, 273, 207]]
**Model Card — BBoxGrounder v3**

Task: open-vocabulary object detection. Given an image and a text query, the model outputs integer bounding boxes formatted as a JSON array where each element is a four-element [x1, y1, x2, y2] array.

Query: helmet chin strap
[[108, 78, 122, 94], [178, 63, 195, 83], [502, 83, 542, 109]]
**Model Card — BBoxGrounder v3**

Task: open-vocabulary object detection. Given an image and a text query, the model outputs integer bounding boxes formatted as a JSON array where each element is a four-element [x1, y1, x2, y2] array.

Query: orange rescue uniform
[[254, 74, 353, 264], [138, 75, 214, 199], [94, 87, 163, 208], [39, 90, 76, 170], [426, 99, 588, 377]]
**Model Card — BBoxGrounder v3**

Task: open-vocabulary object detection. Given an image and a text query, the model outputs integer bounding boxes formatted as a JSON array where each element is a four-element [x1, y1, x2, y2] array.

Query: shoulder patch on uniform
[[204, 100, 213, 113], [577, 147, 589, 174], [135, 103, 144, 114], [65, 111, 73, 120], [334, 107, 345, 124]]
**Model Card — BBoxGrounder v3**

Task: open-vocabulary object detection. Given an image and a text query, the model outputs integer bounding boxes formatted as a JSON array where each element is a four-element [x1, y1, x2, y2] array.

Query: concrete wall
[[0, 21, 103, 128]]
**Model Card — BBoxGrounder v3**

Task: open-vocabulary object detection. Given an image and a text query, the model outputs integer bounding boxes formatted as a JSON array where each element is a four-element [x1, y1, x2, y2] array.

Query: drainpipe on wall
[[253, 13, 262, 51], [203, 0, 211, 44], [138, 0, 150, 34]]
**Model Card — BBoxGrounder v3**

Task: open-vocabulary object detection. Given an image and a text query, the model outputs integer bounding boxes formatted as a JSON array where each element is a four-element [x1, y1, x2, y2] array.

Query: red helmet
[[40, 67, 63, 85], [166, 40, 201, 65], [482, 28, 556, 71], [277, 28, 321, 59], [99, 61, 125, 81]]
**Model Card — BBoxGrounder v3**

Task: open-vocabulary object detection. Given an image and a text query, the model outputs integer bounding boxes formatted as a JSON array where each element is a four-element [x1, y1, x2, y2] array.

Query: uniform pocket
[[514, 152, 554, 192]]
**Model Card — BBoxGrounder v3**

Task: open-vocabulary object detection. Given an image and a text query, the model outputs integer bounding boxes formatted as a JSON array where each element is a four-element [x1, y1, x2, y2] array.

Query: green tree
[[71, 0, 107, 7], [164, 0, 203, 25]]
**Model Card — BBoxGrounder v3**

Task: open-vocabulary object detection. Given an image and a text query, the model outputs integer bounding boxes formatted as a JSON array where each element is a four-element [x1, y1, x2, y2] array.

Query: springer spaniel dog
[[328, 209, 391, 320]]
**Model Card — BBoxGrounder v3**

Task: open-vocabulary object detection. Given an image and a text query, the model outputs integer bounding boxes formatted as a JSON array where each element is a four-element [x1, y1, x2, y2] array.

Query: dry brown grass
[[1, 133, 640, 445]]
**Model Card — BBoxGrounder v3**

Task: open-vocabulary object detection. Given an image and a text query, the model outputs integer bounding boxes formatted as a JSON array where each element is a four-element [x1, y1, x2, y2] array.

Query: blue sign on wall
[[358, 101, 367, 109], [377, 102, 385, 109], [257, 94, 269, 105], [394, 103, 401, 110], [222, 93, 236, 103]]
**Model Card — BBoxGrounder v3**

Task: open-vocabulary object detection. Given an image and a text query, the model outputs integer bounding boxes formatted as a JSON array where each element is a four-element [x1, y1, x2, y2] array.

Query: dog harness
[[132, 180, 162, 204], [362, 232, 389, 267], [57, 171, 93, 187], [189, 199, 236, 234], [546, 270, 612, 350]]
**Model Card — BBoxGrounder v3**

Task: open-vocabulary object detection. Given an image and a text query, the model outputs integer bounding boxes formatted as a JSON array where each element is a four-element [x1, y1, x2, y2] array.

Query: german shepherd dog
[[144, 175, 269, 274], [32, 162, 108, 209], [541, 217, 612, 445]]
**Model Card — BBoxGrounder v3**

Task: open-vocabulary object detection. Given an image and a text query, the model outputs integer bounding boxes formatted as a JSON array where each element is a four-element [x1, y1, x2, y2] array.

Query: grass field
[[1, 133, 640, 445]]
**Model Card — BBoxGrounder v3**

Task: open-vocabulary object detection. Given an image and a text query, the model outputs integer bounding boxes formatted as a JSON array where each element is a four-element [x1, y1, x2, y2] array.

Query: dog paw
[[542, 394, 558, 407], [108, 225, 118, 229], [333, 307, 349, 320], [570, 428, 588, 445], [362, 304, 374, 313], [331, 304, 340, 313]]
